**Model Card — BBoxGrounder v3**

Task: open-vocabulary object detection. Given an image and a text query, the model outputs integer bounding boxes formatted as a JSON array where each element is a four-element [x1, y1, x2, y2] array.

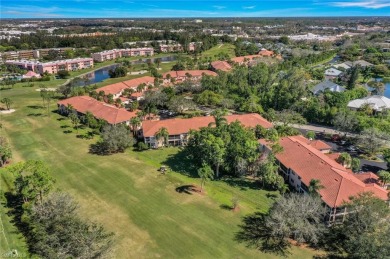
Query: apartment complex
[[142, 113, 273, 148], [159, 44, 183, 53], [1, 48, 74, 60], [91, 48, 154, 62], [162, 70, 217, 84], [259, 136, 389, 223], [57, 96, 137, 125], [96, 76, 155, 98], [6, 57, 94, 74]]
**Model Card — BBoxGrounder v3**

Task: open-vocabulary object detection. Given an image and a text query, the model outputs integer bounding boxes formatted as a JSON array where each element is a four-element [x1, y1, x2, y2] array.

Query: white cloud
[[331, 0, 390, 9], [243, 5, 256, 9]]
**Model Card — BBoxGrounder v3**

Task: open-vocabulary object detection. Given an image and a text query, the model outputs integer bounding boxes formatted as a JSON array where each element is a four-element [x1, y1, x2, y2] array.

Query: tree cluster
[[5, 160, 114, 259], [186, 118, 259, 178]]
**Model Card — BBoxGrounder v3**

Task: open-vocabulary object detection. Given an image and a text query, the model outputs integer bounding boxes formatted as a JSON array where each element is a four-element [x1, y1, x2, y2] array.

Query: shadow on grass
[[175, 185, 196, 195], [221, 177, 262, 191], [27, 113, 43, 117], [220, 204, 233, 210], [3, 192, 30, 241], [63, 130, 73, 134], [77, 132, 94, 140], [60, 125, 69, 128], [163, 148, 198, 178], [57, 117, 66, 121], [27, 105, 44, 109], [0, 87, 13, 91], [89, 142, 112, 156]]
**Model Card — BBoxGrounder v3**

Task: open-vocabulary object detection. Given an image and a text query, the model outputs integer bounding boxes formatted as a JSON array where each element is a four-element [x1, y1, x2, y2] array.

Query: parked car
[[332, 134, 341, 142], [347, 145, 357, 152]]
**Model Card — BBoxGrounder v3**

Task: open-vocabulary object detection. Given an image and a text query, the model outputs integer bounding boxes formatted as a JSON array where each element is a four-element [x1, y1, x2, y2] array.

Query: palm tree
[[130, 117, 142, 137], [308, 179, 324, 196], [69, 113, 80, 133], [137, 83, 146, 93], [155, 127, 169, 148], [211, 109, 228, 127], [198, 164, 214, 192], [1, 97, 13, 110], [66, 104, 74, 115], [85, 111, 94, 128], [378, 170, 390, 187], [278, 183, 289, 195]]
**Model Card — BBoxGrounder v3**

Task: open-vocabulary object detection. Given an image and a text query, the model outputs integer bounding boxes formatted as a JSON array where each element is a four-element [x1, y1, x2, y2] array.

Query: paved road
[[288, 123, 345, 136]]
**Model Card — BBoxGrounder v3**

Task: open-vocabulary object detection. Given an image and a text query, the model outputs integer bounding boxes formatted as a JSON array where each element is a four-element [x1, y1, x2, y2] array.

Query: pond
[[73, 55, 177, 87], [385, 82, 390, 98], [78, 64, 119, 86], [374, 78, 390, 98]]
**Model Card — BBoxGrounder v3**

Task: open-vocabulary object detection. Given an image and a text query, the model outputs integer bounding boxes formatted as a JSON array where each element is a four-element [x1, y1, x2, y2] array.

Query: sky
[[1, 0, 390, 18]]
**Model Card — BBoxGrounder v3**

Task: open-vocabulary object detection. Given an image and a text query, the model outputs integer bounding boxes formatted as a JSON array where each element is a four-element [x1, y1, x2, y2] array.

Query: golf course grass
[[201, 44, 236, 59], [0, 83, 321, 258]]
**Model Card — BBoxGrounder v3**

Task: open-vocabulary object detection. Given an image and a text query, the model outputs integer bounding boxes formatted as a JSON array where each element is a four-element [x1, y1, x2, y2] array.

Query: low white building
[[324, 68, 343, 79], [348, 95, 390, 112]]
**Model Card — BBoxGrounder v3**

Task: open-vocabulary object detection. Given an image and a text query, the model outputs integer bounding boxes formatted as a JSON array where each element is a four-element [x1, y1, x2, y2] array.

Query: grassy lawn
[[201, 44, 236, 59], [0, 171, 29, 257], [0, 85, 322, 258]]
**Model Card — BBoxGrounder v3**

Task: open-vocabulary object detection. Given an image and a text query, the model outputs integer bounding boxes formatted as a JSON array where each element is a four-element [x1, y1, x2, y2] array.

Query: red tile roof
[[293, 135, 332, 151], [162, 70, 217, 79], [122, 76, 155, 88], [57, 96, 137, 124], [142, 113, 272, 137], [258, 49, 275, 57], [231, 55, 262, 64], [96, 82, 128, 95], [210, 61, 232, 72], [262, 136, 389, 207], [96, 76, 155, 95]]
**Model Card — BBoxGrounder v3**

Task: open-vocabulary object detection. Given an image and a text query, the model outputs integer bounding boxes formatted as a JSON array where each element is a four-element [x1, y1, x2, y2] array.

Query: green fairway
[[201, 44, 236, 59], [0, 85, 321, 258]]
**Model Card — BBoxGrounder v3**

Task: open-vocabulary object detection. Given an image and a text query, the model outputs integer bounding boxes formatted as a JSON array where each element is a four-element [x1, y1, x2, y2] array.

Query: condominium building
[[91, 48, 154, 62], [259, 136, 389, 223], [5, 58, 94, 74], [159, 44, 183, 53], [142, 113, 273, 148], [1, 48, 74, 60]]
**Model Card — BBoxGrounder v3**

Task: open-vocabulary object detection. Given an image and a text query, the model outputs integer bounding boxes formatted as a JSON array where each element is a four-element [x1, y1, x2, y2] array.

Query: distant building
[[231, 55, 262, 65], [162, 70, 217, 85], [324, 68, 343, 80], [6, 58, 94, 74], [91, 48, 154, 62], [210, 61, 232, 72], [347, 95, 390, 112], [95, 76, 155, 99], [22, 70, 41, 79], [142, 113, 273, 148], [344, 60, 374, 68], [2, 48, 74, 60], [159, 44, 183, 53], [311, 80, 345, 95], [57, 96, 137, 125], [194, 19, 203, 23]]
